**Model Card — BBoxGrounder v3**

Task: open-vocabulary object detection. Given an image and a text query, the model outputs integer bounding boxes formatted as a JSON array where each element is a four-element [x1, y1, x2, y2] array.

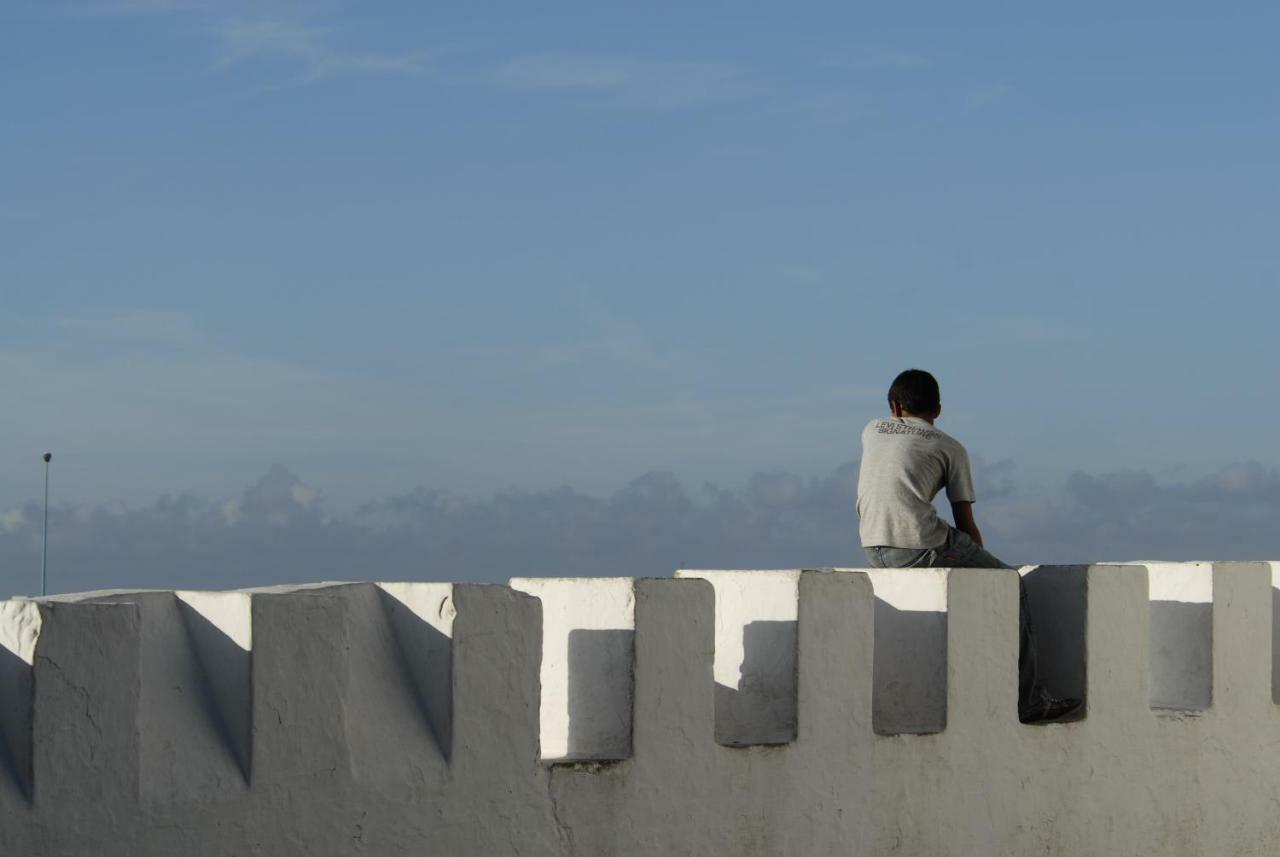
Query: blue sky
[[2, 2, 1280, 588]]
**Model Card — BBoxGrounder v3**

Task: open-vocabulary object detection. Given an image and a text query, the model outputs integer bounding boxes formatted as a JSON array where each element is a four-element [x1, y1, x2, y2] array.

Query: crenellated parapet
[[2, 563, 1279, 855]]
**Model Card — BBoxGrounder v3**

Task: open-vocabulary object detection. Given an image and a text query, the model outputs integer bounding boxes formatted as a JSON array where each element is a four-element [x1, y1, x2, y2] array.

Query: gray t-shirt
[[856, 417, 976, 550]]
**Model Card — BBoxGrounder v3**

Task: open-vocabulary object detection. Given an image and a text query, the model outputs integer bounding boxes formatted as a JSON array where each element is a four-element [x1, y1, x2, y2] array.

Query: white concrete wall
[[509, 577, 634, 761], [2, 564, 1280, 856], [863, 569, 950, 733], [673, 570, 801, 745], [1271, 561, 1280, 705], [0, 599, 39, 802], [1111, 562, 1215, 709]]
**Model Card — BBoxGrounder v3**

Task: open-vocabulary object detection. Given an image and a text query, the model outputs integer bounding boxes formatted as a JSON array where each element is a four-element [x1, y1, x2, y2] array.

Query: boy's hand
[[950, 501, 984, 548]]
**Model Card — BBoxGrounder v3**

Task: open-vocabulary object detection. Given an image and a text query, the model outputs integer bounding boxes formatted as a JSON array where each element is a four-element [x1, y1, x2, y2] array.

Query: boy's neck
[[890, 405, 936, 425]]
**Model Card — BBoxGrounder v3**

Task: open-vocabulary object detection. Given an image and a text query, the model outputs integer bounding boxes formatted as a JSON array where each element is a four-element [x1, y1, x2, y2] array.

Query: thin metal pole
[[42, 453, 51, 597]]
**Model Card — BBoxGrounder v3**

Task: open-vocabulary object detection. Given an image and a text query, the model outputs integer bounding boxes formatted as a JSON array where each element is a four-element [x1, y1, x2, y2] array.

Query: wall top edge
[[8, 563, 1280, 605]]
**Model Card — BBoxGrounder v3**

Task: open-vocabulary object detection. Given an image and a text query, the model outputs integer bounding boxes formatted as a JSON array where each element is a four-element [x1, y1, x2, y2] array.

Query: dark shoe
[[1020, 694, 1084, 724]]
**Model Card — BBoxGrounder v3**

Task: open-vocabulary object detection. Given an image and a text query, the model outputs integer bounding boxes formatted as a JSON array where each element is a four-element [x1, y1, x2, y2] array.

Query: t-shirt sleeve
[[944, 444, 977, 503]]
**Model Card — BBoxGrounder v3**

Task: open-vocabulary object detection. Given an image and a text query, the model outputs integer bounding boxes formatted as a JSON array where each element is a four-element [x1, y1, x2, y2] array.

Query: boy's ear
[[889, 400, 903, 417]]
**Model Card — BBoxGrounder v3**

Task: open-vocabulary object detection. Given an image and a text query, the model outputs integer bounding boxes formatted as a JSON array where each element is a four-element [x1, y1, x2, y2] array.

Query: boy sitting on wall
[[856, 368, 1080, 723]]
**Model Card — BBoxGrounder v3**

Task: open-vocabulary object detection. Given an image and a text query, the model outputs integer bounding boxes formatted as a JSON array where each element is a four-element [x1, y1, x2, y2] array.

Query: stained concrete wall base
[[1, 563, 1278, 856]]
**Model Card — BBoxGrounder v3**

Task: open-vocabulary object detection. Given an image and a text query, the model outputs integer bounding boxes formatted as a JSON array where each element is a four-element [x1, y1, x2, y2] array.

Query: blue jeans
[[863, 526, 1011, 570], [864, 528, 1043, 716]]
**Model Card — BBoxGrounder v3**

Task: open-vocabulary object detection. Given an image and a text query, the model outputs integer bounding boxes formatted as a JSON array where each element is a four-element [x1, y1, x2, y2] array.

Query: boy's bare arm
[[950, 501, 984, 547]]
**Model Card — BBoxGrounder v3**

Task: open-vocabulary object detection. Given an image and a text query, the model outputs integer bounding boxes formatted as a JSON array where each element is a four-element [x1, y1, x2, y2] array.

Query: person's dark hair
[[887, 369, 941, 416]]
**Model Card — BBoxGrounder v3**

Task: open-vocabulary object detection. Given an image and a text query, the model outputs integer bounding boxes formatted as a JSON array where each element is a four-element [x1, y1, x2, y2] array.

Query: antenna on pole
[[42, 452, 51, 597]]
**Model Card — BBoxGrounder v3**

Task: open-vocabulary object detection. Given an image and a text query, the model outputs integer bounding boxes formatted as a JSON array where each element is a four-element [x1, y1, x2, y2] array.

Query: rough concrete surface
[[2, 564, 1280, 855]]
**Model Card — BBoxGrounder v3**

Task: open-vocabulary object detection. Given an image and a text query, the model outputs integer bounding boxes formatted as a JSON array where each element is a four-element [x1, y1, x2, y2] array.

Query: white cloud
[[50, 3, 449, 84], [213, 18, 443, 82], [494, 53, 750, 103], [5, 460, 1278, 599], [220, 498, 242, 526], [47, 5, 750, 103]]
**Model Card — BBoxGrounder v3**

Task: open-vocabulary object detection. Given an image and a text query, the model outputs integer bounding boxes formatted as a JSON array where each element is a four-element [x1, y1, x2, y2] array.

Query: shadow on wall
[[176, 601, 253, 781], [1022, 565, 1211, 713], [872, 597, 947, 734], [375, 589, 454, 761], [1274, 585, 1280, 706], [1149, 600, 1211, 711], [0, 642, 32, 801], [567, 629, 634, 760], [713, 620, 798, 747], [1020, 567, 1087, 707]]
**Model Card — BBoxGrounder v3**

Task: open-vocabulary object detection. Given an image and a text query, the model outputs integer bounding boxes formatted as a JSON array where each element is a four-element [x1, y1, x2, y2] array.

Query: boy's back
[[856, 416, 974, 550]]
